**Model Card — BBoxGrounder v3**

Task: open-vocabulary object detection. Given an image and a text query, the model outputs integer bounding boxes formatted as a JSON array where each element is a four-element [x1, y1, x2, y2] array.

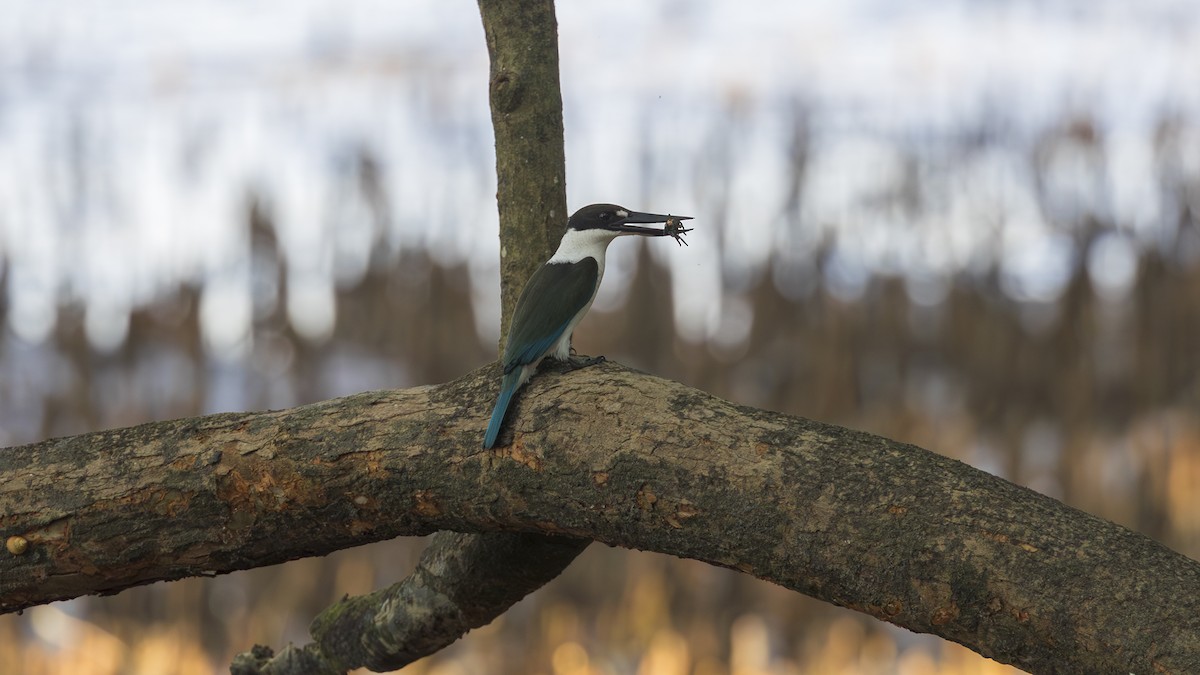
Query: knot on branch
[[490, 70, 522, 113]]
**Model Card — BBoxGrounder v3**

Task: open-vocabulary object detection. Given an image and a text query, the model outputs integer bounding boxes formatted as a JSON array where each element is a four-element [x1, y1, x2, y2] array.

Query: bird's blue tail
[[483, 369, 523, 449]]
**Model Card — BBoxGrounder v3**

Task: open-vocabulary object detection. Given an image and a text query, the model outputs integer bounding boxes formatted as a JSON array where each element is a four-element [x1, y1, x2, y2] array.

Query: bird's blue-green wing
[[502, 258, 599, 372]]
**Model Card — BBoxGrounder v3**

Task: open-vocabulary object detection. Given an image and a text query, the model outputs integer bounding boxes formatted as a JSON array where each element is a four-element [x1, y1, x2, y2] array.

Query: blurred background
[[2, 0, 1199, 673]]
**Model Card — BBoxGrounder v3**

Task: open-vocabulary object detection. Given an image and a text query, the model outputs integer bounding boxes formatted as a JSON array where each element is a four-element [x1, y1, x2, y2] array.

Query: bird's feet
[[566, 354, 606, 371]]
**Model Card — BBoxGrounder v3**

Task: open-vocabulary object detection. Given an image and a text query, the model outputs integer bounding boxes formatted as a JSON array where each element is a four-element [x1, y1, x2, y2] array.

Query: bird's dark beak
[[609, 211, 694, 235]]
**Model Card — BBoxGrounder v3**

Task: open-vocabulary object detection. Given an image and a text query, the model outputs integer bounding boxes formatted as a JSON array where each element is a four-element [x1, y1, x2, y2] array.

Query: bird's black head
[[567, 203, 692, 235]]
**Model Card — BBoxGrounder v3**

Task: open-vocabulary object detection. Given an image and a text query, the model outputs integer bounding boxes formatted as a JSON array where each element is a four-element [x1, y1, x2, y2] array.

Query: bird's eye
[[598, 212, 611, 221]]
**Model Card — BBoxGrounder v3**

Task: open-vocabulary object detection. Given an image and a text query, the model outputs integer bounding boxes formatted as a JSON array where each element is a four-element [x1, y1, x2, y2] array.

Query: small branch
[[2, 360, 1199, 673], [232, 532, 588, 674]]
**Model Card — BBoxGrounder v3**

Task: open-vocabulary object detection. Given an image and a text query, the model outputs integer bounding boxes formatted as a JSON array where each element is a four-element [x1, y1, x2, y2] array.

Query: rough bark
[[3, 360, 1199, 674]]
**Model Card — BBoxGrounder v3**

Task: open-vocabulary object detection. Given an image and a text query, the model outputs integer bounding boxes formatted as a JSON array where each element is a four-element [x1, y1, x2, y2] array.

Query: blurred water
[[2, 0, 1199, 355]]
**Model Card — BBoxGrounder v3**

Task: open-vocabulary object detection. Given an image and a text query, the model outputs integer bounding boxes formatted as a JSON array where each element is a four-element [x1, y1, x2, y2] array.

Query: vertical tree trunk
[[233, 3, 588, 672], [480, 0, 570, 339]]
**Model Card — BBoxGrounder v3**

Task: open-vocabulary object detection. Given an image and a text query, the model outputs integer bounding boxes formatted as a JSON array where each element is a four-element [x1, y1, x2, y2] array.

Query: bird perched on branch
[[483, 203, 693, 448]]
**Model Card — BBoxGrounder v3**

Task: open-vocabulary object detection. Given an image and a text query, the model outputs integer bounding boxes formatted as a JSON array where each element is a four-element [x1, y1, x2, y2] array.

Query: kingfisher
[[483, 203, 692, 449]]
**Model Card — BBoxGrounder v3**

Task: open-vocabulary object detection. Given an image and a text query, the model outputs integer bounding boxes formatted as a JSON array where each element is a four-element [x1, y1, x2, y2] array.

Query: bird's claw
[[566, 354, 606, 370]]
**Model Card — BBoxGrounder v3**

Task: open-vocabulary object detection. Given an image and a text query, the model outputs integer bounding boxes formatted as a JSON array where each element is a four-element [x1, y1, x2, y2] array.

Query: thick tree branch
[[3, 360, 1199, 674]]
